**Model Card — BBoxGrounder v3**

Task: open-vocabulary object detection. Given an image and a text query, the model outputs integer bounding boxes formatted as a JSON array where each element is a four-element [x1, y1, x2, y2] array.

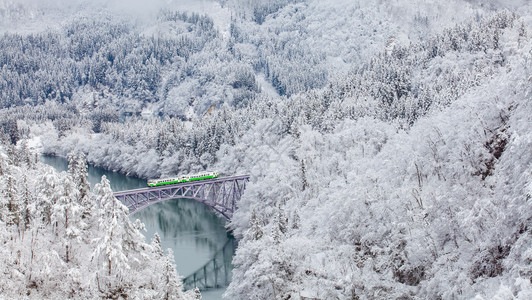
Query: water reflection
[[134, 198, 231, 276], [183, 238, 236, 291]]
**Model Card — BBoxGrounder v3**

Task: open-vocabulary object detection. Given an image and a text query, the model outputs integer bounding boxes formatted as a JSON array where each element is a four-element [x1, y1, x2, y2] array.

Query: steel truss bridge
[[113, 175, 250, 219]]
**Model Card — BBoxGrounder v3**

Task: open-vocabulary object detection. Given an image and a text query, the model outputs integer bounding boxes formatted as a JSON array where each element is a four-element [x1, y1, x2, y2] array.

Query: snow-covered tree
[[245, 208, 263, 241], [159, 249, 186, 300], [51, 175, 82, 264], [92, 175, 131, 296], [68, 152, 92, 219], [1, 172, 20, 229], [0, 142, 196, 299], [151, 232, 165, 258], [20, 175, 32, 232], [36, 169, 62, 225]]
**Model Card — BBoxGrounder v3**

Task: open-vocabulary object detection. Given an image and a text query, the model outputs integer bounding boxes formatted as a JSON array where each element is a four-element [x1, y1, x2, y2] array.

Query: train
[[147, 171, 219, 187]]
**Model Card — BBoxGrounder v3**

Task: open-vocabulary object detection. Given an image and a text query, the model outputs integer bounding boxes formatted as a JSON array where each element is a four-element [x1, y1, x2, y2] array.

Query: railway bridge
[[113, 174, 250, 219]]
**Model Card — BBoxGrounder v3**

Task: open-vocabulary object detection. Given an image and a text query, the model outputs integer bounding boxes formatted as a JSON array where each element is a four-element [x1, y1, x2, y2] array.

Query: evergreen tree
[[37, 169, 62, 225], [92, 175, 149, 297], [75, 153, 92, 219], [67, 152, 77, 176], [0, 151, 4, 176], [5, 119, 19, 145], [3, 174, 20, 227], [277, 201, 288, 235], [20, 175, 32, 231], [300, 159, 308, 191], [0, 145, 194, 298], [159, 249, 185, 300], [6, 143, 18, 166], [518, 21, 528, 47], [246, 208, 263, 241], [151, 232, 164, 257], [271, 216, 282, 245], [92, 175, 130, 294], [290, 209, 300, 230], [52, 176, 82, 263], [18, 139, 32, 168]]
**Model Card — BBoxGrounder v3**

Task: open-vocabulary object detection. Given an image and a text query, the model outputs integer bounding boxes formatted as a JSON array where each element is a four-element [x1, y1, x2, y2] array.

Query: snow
[[256, 73, 279, 99], [171, 0, 232, 38], [0, 146, 198, 299], [25, 135, 42, 152], [139, 0, 231, 39], [1, 0, 532, 299], [141, 105, 156, 119]]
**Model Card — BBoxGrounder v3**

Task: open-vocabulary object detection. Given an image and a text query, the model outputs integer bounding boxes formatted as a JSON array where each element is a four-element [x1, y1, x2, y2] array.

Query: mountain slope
[[224, 15, 532, 298]]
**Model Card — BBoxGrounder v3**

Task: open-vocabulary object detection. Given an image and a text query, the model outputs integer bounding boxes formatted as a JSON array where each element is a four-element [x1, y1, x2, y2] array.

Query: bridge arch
[[113, 175, 250, 219]]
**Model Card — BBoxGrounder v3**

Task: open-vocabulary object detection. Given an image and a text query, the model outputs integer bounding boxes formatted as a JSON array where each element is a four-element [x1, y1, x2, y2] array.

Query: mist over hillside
[[1, 0, 532, 299]]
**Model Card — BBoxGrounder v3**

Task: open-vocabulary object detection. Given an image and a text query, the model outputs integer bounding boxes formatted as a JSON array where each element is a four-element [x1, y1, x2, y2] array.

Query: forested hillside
[[225, 24, 532, 298], [6, 11, 522, 178], [1, 0, 532, 299], [0, 0, 508, 115], [0, 9, 260, 116]]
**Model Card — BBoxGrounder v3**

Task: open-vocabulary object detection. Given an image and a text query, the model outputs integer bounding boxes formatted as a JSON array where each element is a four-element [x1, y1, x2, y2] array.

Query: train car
[[147, 171, 219, 187]]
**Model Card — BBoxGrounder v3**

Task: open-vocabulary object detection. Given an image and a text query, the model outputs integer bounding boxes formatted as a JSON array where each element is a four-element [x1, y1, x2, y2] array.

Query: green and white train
[[147, 171, 219, 187]]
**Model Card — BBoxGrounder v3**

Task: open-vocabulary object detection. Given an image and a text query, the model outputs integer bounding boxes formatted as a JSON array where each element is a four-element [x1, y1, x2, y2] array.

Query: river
[[40, 155, 233, 299]]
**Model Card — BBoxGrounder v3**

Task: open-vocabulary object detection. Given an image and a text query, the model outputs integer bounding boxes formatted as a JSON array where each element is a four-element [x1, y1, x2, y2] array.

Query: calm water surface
[[40, 155, 232, 299]]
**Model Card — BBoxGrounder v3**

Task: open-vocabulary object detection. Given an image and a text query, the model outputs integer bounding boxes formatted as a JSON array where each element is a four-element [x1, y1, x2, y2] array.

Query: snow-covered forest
[[0, 143, 200, 298], [1, 0, 532, 298]]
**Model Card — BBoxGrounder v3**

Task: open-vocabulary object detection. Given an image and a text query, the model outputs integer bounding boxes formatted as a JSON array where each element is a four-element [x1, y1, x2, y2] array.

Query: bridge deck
[[113, 175, 250, 196]]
